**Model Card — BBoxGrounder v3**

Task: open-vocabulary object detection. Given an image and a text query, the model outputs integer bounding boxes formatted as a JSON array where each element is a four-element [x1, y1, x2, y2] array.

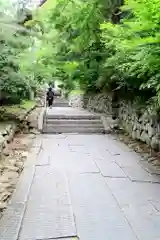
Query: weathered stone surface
[[140, 131, 150, 144], [114, 152, 141, 167], [106, 178, 160, 240], [35, 149, 50, 166], [147, 125, 155, 138], [95, 159, 127, 177], [0, 203, 26, 240], [19, 167, 76, 240], [0, 135, 4, 150], [10, 166, 35, 205], [68, 94, 84, 108], [151, 136, 159, 150], [122, 164, 160, 183], [131, 130, 137, 140], [68, 173, 137, 240]]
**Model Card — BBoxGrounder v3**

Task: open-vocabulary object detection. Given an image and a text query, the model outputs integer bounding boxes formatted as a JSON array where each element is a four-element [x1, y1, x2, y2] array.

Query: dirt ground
[[0, 132, 37, 217]]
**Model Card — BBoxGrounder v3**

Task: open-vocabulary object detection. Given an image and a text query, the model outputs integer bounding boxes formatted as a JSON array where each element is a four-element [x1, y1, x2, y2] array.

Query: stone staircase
[[52, 98, 69, 107], [42, 99, 105, 134]]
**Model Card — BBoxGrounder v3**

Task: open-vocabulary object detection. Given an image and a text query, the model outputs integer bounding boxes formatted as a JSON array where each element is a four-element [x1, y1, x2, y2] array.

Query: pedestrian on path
[[46, 87, 54, 108]]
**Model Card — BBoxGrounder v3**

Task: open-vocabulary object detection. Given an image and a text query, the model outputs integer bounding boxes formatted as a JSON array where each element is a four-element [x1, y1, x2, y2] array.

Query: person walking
[[46, 87, 54, 108]]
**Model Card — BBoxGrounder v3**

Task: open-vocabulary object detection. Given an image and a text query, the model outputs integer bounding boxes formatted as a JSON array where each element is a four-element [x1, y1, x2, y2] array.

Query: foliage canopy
[[1, 0, 160, 107], [32, 0, 160, 107]]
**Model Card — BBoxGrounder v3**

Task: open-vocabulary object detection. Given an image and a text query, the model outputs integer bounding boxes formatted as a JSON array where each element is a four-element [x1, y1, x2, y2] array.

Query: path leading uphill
[[0, 106, 160, 240]]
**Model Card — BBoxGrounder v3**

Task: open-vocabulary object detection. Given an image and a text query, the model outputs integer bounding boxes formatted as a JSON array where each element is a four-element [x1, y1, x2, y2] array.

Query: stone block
[[140, 131, 150, 144], [147, 125, 156, 138], [95, 159, 127, 177], [136, 129, 141, 140], [151, 136, 159, 151], [131, 130, 137, 140], [0, 134, 4, 151]]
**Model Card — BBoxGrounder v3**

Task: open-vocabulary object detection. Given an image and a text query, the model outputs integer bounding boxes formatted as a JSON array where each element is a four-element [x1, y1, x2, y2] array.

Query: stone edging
[[38, 107, 45, 132]]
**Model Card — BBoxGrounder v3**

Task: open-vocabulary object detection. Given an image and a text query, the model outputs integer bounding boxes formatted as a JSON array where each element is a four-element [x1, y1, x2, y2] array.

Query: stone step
[[46, 114, 101, 120], [44, 124, 104, 130], [53, 103, 69, 107], [42, 126, 105, 134], [51, 105, 69, 108], [45, 119, 103, 125]]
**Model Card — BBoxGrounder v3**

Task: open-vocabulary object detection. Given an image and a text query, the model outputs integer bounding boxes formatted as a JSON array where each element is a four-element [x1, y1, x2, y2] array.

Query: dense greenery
[[0, 0, 45, 104], [1, 0, 160, 107], [32, 0, 160, 106]]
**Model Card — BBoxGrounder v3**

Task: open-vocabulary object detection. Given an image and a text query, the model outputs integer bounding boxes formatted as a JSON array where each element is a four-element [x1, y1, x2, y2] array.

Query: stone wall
[[83, 93, 160, 151], [68, 94, 84, 108], [83, 94, 112, 114], [118, 102, 160, 151]]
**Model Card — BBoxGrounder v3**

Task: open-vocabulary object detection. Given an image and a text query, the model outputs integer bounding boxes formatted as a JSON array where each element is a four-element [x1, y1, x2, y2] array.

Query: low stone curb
[[38, 107, 45, 132]]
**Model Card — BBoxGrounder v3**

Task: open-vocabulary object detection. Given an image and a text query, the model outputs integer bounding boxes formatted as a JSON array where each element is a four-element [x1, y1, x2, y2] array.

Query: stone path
[[1, 109, 160, 240]]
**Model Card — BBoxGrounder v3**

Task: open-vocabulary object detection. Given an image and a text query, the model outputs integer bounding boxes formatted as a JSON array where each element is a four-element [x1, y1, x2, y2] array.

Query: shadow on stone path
[[1, 126, 160, 239]]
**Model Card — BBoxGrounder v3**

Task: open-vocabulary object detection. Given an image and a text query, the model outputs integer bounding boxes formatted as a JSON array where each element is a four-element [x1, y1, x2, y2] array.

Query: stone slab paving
[[95, 159, 127, 178], [0, 203, 26, 240], [35, 148, 50, 166], [68, 173, 137, 240], [1, 133, 160, 240], [50, 151, 99, 173], [18, 166, 76, 240], [105, 178, 160, 240]]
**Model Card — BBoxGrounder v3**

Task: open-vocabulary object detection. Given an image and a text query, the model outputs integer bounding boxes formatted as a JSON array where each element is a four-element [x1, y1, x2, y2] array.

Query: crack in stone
[[36, 163, 50, 166], [131, 179, 160, 184], [36, 236, 79, 240]]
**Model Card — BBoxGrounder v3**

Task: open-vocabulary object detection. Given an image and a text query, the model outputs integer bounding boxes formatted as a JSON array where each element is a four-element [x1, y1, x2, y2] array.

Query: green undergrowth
[[0, 100, 36, 121], [69, 90, 84, 95], [20, 100, 36, 110]]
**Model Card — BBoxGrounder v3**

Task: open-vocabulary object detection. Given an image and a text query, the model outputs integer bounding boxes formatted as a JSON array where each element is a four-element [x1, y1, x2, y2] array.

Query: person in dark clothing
[[46, 87, 54, 107]]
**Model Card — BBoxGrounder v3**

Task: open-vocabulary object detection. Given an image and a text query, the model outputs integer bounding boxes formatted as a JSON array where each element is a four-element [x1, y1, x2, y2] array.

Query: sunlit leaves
[[99, 0, 160, 105]]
